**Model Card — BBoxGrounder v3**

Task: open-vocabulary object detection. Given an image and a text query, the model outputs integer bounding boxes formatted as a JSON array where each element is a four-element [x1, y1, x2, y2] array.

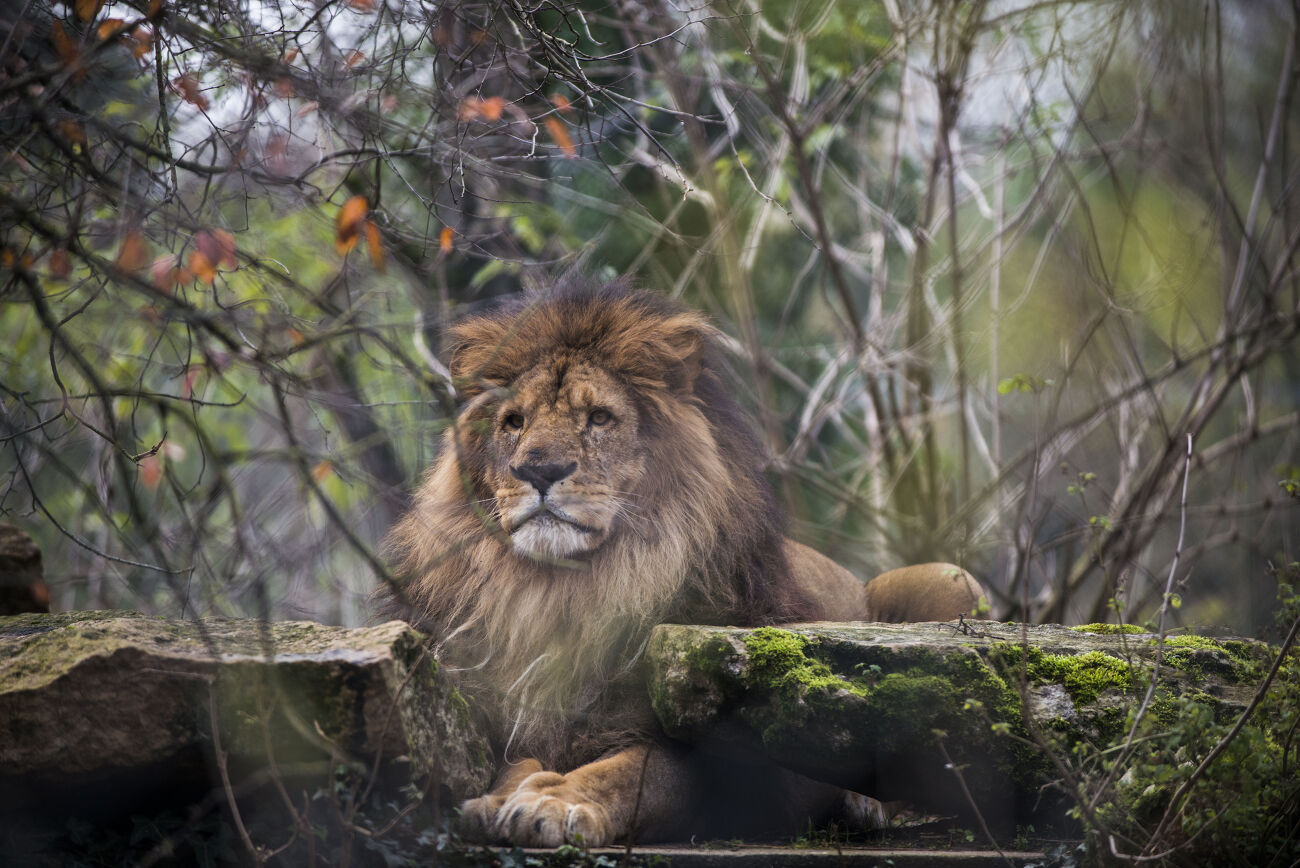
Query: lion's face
[[478, 359, 646, 559]]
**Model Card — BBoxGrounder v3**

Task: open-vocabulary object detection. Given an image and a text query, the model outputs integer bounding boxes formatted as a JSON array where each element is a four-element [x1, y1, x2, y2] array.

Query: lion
[[380, 277, 984, 846]]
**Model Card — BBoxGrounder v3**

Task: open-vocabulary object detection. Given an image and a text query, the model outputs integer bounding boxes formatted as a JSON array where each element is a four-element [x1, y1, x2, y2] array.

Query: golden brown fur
[[381, 279, 984, 846]]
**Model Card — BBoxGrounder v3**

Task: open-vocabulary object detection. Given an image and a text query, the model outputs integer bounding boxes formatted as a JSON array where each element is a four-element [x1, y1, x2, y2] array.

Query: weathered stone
[[0, 611, 492, 799], [646, 620, 1271, 825], [0, 523, 48, 615]]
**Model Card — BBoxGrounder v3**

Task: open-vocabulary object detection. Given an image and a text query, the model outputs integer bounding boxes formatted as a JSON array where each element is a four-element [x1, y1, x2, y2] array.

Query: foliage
[[2, 0, 1299, 861]]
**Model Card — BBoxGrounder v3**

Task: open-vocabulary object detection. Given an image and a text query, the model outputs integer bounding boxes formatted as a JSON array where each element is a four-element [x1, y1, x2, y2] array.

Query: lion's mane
[[382, 278, 816, 769]]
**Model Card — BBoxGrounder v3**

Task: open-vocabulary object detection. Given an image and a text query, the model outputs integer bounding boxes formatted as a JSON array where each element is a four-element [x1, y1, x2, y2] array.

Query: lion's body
[[382, 280, 984, 846]]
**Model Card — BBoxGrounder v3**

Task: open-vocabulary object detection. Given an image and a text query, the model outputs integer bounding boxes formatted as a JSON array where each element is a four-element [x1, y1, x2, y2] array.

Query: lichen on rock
[[646, 620, 1279, 828]]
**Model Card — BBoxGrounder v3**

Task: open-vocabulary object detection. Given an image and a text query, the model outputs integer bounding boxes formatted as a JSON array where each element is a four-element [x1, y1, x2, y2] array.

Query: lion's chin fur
[[379, 281, 814, 770], [509, 516, 598, 559]]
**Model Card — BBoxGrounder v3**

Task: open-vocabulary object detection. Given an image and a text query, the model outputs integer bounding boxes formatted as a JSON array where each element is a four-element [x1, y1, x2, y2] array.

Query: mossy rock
[[0, 611, 492, 799], [647, 621, 1273, 826]]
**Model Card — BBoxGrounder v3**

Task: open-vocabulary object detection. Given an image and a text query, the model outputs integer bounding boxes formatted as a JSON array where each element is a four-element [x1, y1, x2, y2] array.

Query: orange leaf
[[116, 231, 150, 272], [140, 454, 162, 489], [283, 47, 300, 64], [439, 226, 454, 255], [459, 95, 505, 122], [294, 100, 319, 117], [96, 18, 126, 40], [335, 195, 368, 254], [347, 0, 377, 10], [57, 119, 87, 147], [172, 74, 209, 110], [188, 249, 216, 284], [311, 460, 334, 481], [50, 21, 81, 73], [365, 220, 385, 273], [49, 248, 71, 278], [76, 0, 104, 21], [286, 327, 305, 346], [343, 50, 365, 70], [147, 0, 165, 19], [543, 116, 576, 157], [274, 76, 294, 99], [124, 26, 153, 60], [0, 249, 15, 268], [551, 93, 573, 115]]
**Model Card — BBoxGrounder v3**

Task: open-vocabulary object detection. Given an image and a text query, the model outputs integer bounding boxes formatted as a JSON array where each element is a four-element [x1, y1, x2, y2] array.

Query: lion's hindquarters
[[783, 539, 869, 621], [863, 562, 985, 623]]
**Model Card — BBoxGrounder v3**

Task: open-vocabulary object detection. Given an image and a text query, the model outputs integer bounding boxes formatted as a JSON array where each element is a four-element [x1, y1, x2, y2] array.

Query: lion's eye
[[503, 412, 525, 431], [588, 408, 613, 427]]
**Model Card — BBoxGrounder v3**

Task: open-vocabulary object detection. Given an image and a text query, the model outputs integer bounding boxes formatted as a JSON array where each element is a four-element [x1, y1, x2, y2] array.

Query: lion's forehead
[[513, 358, 629, 416]]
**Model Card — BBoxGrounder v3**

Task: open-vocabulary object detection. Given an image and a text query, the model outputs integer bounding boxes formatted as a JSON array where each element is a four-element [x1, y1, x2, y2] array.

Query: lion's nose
[[509, 461, 577, 497]]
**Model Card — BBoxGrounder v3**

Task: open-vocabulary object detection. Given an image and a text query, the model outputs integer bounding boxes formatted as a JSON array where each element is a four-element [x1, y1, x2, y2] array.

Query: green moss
[[1152, 634, 1263, 682], [741, 628, 862, 696], [993, 644, 1135, 704], [1071, 623, 1146, 635]]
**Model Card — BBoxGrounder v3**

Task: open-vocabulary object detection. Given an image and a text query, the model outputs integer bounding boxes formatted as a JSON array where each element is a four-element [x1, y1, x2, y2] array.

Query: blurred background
[[1, 0, 1296, 634]]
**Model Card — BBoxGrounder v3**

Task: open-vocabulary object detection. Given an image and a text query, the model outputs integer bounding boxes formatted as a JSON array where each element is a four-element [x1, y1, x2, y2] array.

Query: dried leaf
[[294, 100, 319, 118], [124, 26, 153, 60], [76, 0, 104, 21], [96, 18, 126, 41], [140, 454, 162, 489], [459, 95, 505, 122], [439, 226, 454, 255], [343, 50, 365, 71], [50, 21, 81, 73], [49, 249, 71, 279], [116, 231, 150, 272], [543, 116, 576, 157], [283, 47, 300, 64], [347, 0, 377, 10], [56, 119, 87, 147], [311, 460, 334, 481], [335, 195, 368, 254], [172, 74, 209, 111], [150, 255, 181, 291], [212, 229, 237, 267], [195, 228, 237, 270], [286, 327, 305, 346], [188, 249, 216, 284], [274, 76, 294, 99], [364, 220, 385, 273], [147, 0, 165, 18], [265, 132, 290, 172], [551, 93, 573, 115]]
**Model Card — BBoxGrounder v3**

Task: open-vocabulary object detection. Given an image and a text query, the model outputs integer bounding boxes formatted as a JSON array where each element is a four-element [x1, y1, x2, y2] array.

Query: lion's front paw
[[490, 771, 614, 847], [457, 792, 508, 843]]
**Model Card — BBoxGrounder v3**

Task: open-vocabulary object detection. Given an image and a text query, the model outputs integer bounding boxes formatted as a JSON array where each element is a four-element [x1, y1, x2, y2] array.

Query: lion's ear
[[640, 312, 715, 393], [447, 315, 513, 396]]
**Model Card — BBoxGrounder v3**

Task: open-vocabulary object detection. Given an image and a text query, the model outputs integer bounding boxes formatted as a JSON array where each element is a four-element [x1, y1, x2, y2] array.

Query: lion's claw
[[460, 771, 613, 847]]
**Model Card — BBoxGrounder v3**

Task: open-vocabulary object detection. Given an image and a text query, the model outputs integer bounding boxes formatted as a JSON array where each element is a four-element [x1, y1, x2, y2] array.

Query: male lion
[[381, 278, 983, 846]]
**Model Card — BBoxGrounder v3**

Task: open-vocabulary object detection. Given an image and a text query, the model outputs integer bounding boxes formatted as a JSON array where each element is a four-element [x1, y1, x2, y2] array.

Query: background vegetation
[[2, 0, 1297, 630], [4, 1, 1300, 863]]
